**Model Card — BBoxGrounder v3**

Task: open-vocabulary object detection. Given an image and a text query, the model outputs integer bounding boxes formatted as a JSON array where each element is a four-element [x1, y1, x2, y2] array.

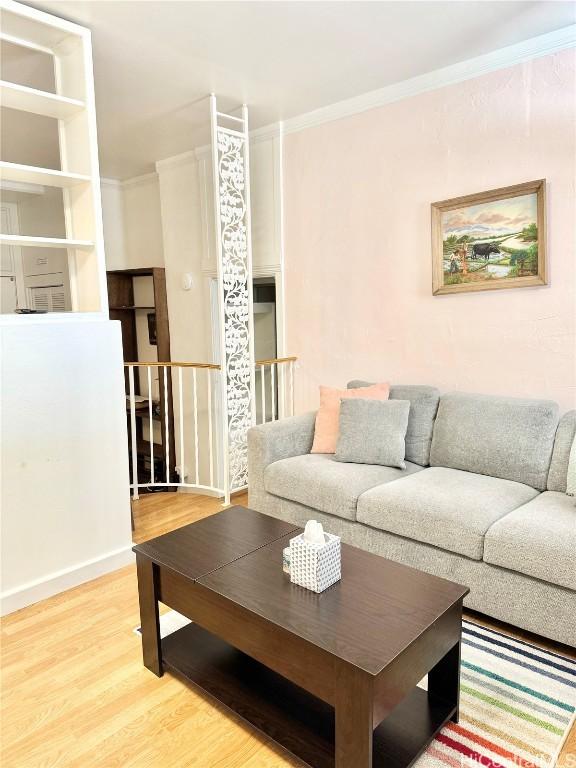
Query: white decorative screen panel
[[211, 100, 255, 495]]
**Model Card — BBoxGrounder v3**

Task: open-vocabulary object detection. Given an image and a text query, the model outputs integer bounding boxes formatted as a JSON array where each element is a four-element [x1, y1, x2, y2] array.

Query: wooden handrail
[[124, 356, 297, 369], [255, 356, 297, 366], [124, 362, 221, 369]]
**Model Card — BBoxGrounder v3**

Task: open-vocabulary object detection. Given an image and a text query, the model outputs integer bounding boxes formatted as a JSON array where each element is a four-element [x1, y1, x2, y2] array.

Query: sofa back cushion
[[430, 392, 559, 490], [547, 410, 576, 492], [312, 382, 390, 454], [347, 382, 440, 466]]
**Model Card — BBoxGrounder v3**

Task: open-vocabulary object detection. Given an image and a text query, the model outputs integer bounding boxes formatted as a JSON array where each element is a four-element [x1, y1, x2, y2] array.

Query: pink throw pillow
[[311, 383, 390, 454]]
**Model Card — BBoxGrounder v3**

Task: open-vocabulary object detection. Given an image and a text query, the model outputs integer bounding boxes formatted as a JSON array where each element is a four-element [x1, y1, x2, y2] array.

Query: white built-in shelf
[[0, 161, 91, 188], [0, 80, 85, 120], [0, 234, 94, 250], [1, 1, 106, 316]]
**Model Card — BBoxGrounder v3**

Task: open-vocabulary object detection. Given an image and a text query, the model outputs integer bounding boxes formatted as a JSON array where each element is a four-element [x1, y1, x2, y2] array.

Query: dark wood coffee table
[[134, 506, 469, 768]]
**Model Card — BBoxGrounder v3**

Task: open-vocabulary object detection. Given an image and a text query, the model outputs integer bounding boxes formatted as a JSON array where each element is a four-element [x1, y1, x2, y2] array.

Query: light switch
[[182, 273, 194, 291]]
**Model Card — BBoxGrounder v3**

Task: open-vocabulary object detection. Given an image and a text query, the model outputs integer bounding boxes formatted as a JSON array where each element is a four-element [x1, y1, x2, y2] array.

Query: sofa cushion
[[264, 453, 423, 521], [312, 382, 390, 454], [430, 392, 559, 490], [547, 411, 576, 492], [484, 492, 576, 590], [348, 383, 440, 466], [357, 467, 539, 560], [335, 399, 410, 468]]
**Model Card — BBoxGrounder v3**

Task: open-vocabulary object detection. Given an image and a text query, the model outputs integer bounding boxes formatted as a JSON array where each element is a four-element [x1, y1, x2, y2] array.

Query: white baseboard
[[0, 544, 135, 616]]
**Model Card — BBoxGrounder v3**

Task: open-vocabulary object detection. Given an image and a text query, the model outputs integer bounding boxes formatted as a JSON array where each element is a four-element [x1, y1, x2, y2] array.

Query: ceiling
[[16, 1, 576, 178]]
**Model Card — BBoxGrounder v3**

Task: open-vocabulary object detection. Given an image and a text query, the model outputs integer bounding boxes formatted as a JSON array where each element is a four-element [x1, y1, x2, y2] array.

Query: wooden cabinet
[[107, 267, 176, 490]]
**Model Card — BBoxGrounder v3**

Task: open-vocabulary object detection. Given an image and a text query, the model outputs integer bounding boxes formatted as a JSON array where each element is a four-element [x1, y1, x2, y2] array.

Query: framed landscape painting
[[432, 180, 546, 295]]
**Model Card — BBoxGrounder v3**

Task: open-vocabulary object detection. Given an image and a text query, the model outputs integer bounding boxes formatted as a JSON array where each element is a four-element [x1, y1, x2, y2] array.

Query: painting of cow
[[471, 242, 501, 260]]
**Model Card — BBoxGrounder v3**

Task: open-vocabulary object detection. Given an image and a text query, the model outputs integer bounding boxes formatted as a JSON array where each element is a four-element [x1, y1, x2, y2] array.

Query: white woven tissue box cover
[[289, 532, 341, 593]]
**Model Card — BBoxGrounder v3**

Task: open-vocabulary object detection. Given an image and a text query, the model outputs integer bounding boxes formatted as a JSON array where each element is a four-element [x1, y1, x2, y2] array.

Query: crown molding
[[101, 172, 158, 190], [156, 150, 198, 172], [155, 123, 283, 172], [100, 177, 121, 189], [145, 25, 575, 176], [250, 122, 282, 144], [275, 24, 575, 136], [121, 171, 158, 189]]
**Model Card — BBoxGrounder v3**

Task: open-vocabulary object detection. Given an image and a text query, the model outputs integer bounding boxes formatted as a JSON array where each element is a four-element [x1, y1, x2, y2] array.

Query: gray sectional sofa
[[248, 385, 576, 647]]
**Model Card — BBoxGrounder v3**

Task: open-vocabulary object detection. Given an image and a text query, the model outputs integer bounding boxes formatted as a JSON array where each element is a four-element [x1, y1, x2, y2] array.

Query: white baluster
[[270, 362, 276, 421], [279, 363, 285, 420], [290, 360, 295, 417], [260, 364, 266, 423], [193, 367, 199, 486], [207, 367, 214, 489], [147, 365, 154, 485], [178, 366, 185, 486], [128, 365, 139, 500], [164, 365, 170, 484]]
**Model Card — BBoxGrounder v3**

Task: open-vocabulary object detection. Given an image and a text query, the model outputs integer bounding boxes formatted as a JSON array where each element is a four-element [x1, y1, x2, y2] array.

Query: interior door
[[1, 202, 26, 311], [1, 276, 18, 313]]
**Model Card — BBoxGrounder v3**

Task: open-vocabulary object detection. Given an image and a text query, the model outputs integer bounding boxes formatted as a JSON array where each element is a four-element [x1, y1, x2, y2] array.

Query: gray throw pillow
[[335, 398, 410, 468]]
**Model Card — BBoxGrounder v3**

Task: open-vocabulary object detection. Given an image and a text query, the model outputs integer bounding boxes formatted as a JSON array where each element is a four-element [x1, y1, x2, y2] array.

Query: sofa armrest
[[248, 412, 316, 498]]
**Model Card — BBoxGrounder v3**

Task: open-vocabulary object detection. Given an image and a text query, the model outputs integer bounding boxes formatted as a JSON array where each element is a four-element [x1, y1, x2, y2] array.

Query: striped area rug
[[419, 620, 576, 768]]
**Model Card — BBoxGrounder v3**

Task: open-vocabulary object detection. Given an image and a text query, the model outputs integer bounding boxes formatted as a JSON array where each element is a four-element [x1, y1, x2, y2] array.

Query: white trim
[[276, 124, 287, 359], [156, 150, 197, 172], [151, 26, 576, 175], [71, 25, 576, 185], [0, 544, 135, 616], [263, 25, 576, 137], [0, 310, 108, 325], [100, 177, 122, 189], [102, 173, 158, 189], [249, 122, 282, 144], [119, 171, 159, 190], [0, 201, 26, 307], [0, 31, 54, 56], [158, 124, 283, 172], [194, 145, 211, 160], [0, 180, 45, 195], [1, 0, 89, 39], [242, 103, 257, 431]]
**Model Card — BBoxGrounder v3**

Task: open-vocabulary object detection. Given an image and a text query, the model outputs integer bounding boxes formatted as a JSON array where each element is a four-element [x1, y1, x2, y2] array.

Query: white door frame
[[0, 202, 26, 309], [209, 276, 225, 492]]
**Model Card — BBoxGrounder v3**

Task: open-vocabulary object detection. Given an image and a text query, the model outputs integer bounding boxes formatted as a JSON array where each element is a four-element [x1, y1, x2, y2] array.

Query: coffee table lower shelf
[[162, 623, 455, 768]]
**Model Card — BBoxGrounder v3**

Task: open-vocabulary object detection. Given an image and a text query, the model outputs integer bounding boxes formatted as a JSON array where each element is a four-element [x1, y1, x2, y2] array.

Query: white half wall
[[0, 319, 133, 615]]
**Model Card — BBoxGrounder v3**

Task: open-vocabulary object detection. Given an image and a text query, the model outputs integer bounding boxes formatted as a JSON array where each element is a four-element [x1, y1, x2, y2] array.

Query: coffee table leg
[[335, 665, 373, 768], [136, 555, 163, 677], [428, 641, 461, 723]]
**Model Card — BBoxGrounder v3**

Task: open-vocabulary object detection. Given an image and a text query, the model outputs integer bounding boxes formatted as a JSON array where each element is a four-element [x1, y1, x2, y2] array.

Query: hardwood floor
[[1, 491, 574, 767]]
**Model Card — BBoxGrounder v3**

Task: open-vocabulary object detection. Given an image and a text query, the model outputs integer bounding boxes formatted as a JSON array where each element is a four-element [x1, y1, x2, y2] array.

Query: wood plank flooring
[[1, 491, 574, 767]]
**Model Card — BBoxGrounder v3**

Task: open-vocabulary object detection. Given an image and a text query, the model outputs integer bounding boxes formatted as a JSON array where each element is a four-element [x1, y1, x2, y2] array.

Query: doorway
[[253, 278, 278, 423]]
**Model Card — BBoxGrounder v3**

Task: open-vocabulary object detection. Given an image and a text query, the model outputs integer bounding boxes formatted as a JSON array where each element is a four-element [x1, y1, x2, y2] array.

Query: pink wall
[[284, 50, 576, 414]]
